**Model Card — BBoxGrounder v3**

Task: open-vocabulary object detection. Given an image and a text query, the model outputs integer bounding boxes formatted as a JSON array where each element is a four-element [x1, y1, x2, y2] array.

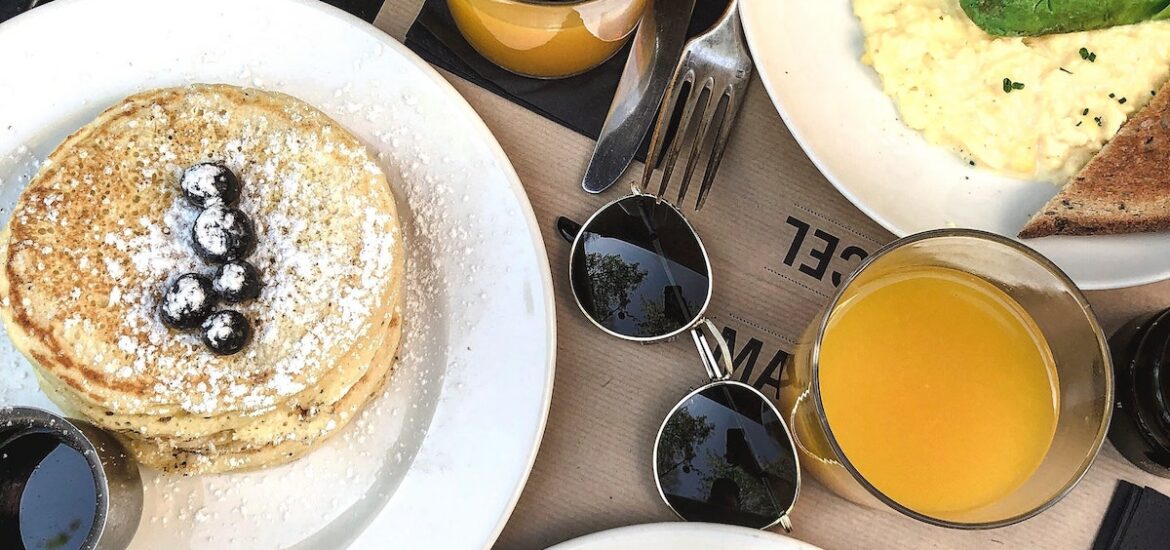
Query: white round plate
[[548, 523, 824, 550], [740, 0, 1170, 290], [0, 0, 556, 548]]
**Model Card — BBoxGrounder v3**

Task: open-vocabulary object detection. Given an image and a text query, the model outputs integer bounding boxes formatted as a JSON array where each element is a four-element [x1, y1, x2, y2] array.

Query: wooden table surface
[[378, 3, 1170, 548]]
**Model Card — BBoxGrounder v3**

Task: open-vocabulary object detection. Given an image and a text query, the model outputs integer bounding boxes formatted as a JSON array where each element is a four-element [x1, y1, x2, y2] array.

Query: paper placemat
[[400, 0, 892, 379], [376, 2, 1170, 549]]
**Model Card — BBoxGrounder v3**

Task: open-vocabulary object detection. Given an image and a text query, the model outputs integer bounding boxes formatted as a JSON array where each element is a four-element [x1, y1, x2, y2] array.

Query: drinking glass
[[447, 0, 648, 79], [779, 229, 1113, 528]]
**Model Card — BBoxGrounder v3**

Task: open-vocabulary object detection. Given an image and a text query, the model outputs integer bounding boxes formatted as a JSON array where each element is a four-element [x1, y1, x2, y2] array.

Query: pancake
[[122, 305, 402, 474], [0, 84, 405, 473], [27, 280, 404, 443], [32, 299, 401, 450]]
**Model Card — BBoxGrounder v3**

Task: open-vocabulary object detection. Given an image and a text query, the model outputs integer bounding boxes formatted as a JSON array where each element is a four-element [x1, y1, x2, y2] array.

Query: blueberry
[[160, 273, 216, 329], [180, 162, 240, 208], [201, 310, 251, 355], [213, 260, 262, 303], [192, 205, 255, 263]]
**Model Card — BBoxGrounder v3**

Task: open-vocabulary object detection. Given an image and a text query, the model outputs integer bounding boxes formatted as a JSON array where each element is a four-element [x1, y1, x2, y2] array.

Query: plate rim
[[738, 0, 1170, 290], [0, 0, 558, 547], [337, 9, 559, 547], [739, 0, 896, 240], [547, 522, 823, 550]]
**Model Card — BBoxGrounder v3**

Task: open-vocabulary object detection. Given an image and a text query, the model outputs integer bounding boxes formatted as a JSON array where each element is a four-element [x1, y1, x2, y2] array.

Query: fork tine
[[695, 88, 741, 211], [676, 81, 719, 205], [657, 73, 705, 200], [642, 68, 692, 197]]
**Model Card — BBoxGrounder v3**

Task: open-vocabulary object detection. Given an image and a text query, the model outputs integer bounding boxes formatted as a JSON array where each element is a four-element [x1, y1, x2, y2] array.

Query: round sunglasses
[[557, 193, 801, 531]]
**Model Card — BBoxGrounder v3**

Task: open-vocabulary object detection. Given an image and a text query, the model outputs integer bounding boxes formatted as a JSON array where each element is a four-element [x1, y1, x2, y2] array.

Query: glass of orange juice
[[780, 229, 1112, 528], [447, 0, 649, 79]]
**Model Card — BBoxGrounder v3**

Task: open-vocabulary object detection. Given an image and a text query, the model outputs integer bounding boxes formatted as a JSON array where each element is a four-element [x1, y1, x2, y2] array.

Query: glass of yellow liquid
[[447, 0, 649, 79], [780, 229, 1112, 528]]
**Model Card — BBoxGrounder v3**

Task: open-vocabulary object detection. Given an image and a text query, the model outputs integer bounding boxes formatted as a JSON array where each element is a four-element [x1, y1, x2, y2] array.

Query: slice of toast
[[1019, 80, 1170, 239]]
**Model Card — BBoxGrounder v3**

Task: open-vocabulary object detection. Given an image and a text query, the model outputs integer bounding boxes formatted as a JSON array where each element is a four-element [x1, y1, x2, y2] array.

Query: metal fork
[[640, 0, 754, 211]]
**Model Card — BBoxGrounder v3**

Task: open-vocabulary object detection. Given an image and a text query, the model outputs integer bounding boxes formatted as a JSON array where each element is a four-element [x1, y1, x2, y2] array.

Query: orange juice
[[818, 266, 1059, 516], [447, 0, 647, 78]]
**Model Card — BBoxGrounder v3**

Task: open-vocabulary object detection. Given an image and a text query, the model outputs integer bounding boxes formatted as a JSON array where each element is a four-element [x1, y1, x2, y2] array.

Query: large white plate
[[548, 523, 824, 550], [0, 0, 556, 548], [740, 0, 1170, 290]]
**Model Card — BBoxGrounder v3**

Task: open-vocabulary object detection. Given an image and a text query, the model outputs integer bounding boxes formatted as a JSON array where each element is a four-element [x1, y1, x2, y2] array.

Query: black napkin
[[321, 0, 385, 22], [404, 0, 728, 160], [1093, 481, 1170, 550]]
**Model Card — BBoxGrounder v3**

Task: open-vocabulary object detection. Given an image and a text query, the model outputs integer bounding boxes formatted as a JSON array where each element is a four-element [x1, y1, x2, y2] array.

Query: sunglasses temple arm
[[556, 217, 582, 244], [691, 320, 734, 382]]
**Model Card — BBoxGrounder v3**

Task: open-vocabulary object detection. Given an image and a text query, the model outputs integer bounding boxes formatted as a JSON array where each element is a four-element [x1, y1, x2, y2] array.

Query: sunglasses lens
[[570, 195, 710, 339], [655, 382, 798, 529]]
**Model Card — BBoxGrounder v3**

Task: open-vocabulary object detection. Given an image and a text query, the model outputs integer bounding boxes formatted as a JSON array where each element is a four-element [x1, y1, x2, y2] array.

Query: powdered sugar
[[181, 163, 229, 205], [0, 36, 551, 549], [6, 90, 401, 416], [161, 276, 209, 319], [218, 264, 246, 292], [191, 205, 252, 260], [205, 314, 232, 340]]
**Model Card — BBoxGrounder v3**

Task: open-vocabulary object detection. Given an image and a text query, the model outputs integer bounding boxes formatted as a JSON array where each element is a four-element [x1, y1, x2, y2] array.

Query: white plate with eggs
[[741, 0, 1170, 290]]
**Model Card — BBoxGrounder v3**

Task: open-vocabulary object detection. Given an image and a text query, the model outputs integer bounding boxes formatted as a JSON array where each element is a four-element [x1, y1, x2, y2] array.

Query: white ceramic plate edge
[[739, 0, 1170, 290], [0, 0, 558, 547], [547, 522, 824, 550], [739, 0, 897, 240], [361, 29, 559, 548], [272, 3, 558, 547]]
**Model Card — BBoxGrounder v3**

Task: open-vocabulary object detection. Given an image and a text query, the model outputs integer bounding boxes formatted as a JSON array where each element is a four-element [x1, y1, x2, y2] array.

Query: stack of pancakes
[[0, 85, 405, 474]]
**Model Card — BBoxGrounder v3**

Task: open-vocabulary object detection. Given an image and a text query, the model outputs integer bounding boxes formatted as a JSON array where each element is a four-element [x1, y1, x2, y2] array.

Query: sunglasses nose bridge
[[691, 319, 734, 382]]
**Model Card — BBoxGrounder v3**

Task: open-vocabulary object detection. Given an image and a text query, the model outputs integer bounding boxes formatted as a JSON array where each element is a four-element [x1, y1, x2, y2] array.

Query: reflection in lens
[[655, 382, 798, 529], [570, 195, 710, 339]]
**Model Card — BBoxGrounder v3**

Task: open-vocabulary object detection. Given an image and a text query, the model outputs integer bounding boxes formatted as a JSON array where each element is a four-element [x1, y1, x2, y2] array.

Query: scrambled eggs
[[855, 0, 1170, 181]]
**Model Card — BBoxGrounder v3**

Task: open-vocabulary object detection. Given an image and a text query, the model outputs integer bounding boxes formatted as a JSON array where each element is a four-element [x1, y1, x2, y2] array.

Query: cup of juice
[[447, 0, 648, 79], [780, 229, 1112, 528]]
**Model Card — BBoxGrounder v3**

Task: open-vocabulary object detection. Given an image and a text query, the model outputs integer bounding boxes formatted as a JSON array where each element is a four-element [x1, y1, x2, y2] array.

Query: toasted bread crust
[[1020, 79, 1170, 238]]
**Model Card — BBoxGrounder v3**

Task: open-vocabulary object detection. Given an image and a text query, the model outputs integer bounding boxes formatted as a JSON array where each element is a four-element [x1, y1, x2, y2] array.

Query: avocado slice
[[961, 0, 1170, 36]]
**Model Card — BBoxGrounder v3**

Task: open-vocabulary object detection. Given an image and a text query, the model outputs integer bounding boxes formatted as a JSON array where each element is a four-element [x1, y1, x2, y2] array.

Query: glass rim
[[806, 228, 1114, 529], [0, 407, 111, 543], [566, 193, 713, 343], [652, 379, 801, 530], [500, 0, 622, 6]]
